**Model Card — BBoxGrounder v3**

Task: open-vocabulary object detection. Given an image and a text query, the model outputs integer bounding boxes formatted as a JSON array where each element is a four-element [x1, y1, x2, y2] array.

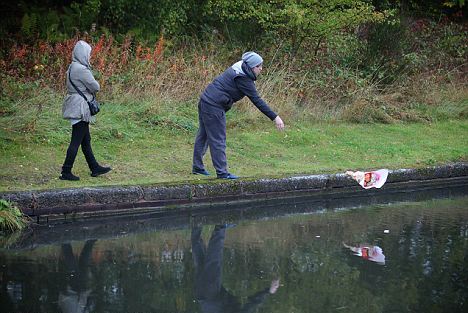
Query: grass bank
[[0, 96, 466, 192], [1, 26, 466, 192]]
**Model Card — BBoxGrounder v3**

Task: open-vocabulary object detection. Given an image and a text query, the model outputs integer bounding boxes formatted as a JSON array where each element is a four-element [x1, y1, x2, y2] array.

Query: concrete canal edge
[[1, 162, 467, 221]]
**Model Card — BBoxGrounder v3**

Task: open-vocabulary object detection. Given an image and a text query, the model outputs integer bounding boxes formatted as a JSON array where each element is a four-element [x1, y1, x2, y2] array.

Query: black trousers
[[61, 240, 96, 292], [62, 121, 99, 173]]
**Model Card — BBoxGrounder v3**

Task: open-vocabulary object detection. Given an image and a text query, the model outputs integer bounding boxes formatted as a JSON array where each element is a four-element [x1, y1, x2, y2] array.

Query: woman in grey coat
[[60, 40, 111, 181]]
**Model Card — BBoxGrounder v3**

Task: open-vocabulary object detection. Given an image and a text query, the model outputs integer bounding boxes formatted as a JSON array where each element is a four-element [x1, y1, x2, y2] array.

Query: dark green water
[[1, 196, 467, 313]]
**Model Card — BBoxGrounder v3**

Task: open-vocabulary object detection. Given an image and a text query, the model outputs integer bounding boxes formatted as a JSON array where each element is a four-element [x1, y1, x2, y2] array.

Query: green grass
[[0, 79, 466, 192], [1, 27, 467, 193], [0, 97, 467, 192], [0, 199, 28, 233]]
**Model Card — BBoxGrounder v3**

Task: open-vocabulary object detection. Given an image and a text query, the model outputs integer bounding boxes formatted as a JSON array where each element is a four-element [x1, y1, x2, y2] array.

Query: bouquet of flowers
[[345, 169, 389, 189]]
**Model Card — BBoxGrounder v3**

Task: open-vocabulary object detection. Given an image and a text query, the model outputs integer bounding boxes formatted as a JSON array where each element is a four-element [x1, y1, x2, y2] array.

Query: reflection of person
[[345, 169, 388, 189], [192, 52, 285, 179], [191, 225, 279, 313], [343, 242, 386, 265], [60, 40, 111, 181], [59, 240, 96, 313], [0, 276, 15, 312]]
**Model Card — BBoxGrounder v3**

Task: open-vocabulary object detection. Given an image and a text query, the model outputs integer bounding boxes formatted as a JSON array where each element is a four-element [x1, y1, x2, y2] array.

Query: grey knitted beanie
[[242, 51, 263, 68]]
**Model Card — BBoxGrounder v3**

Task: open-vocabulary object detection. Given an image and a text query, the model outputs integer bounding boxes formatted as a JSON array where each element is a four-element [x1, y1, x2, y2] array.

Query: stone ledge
[[1, 162, 466, 217]]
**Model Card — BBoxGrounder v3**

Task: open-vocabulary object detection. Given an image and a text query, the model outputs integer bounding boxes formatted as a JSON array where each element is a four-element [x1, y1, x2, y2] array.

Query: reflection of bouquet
[[345, 169, 389, 189], [343, 242, 386, 265]]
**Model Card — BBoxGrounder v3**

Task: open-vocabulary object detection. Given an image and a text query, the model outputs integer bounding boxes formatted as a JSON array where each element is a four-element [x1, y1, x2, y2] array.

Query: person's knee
[[210, 142, 226, 151], [82, 136, 92, 147], [67, 144, 79, 153]]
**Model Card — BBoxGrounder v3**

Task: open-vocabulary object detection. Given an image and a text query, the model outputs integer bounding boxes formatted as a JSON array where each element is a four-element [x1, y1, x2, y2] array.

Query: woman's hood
[[72, 40, 92, 68]]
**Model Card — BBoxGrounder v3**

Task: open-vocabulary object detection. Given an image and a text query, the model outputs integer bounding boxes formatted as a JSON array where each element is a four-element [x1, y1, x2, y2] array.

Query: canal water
[[1, 193, 467, 313]]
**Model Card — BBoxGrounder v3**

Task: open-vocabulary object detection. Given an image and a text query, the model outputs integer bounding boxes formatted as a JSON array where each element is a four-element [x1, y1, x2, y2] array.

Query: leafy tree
[[373, 0, 466, 17], [207, 0, 384, 54]]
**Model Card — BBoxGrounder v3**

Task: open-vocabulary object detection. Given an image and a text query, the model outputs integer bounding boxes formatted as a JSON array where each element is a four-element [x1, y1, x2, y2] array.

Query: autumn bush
[[0, 15, 466, 129]]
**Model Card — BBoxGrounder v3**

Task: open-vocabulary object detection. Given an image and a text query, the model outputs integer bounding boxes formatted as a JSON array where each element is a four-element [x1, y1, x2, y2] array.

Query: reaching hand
[[274, 116, 284, 131], [269, 279, 280, 294]]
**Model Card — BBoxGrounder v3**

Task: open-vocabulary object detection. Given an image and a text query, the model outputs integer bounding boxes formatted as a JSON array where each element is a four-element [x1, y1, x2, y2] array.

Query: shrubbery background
[[0, 0, 466, 191], [1, 0, 466, 125]]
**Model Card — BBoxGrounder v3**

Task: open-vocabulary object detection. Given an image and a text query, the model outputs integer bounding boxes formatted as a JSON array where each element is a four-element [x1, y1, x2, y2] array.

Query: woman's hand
[[274, 116, 285, 131]]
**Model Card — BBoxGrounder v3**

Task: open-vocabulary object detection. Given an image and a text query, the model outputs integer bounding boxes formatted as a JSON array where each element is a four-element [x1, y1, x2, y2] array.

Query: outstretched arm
[[240, 279, 280, 313], [235, 77, 277, 120]]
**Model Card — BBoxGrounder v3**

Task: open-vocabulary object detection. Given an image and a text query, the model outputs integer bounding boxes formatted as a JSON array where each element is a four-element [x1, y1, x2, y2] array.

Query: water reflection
[[343, 242, 386, 265], [0, 196, 467, 313], [191, 224, 280, 313], [59, 240, 96, 313]]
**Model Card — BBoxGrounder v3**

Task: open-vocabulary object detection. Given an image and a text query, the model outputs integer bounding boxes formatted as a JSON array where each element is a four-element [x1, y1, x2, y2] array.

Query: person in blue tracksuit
[[192, 52, 285, 179], [191, 225, 280, 312]]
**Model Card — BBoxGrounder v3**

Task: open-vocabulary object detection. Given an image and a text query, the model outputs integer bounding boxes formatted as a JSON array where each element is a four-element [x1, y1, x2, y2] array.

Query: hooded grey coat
[[62, 40, 100, 122]]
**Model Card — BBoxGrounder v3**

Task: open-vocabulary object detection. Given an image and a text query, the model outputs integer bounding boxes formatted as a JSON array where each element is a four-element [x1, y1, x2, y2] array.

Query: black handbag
[[68, 68, 100, 116]]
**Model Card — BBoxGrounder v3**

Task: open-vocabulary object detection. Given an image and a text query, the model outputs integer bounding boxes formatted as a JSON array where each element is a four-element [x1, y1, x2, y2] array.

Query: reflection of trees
[[0, 198, 466, 312], [0, 238, 198, 312], [222, 230, 383, 312], [0, 257, 61, 313], [378, 208, 468, 313], [221, 200, 468, 313], [91, 242, 196, 312]]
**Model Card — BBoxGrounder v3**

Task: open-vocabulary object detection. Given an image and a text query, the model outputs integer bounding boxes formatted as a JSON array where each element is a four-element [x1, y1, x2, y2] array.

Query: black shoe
[[91, 166, 112, 177], [60, 172, 80, 181], [192, 168, 210, 176]]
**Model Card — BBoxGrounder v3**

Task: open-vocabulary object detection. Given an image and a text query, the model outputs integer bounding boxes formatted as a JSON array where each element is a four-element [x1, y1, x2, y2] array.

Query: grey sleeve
[[80, 68, 100, 93]]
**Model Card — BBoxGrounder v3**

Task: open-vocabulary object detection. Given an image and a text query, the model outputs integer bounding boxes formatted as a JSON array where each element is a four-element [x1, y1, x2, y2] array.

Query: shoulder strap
[[68, 66, 89, 102]]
